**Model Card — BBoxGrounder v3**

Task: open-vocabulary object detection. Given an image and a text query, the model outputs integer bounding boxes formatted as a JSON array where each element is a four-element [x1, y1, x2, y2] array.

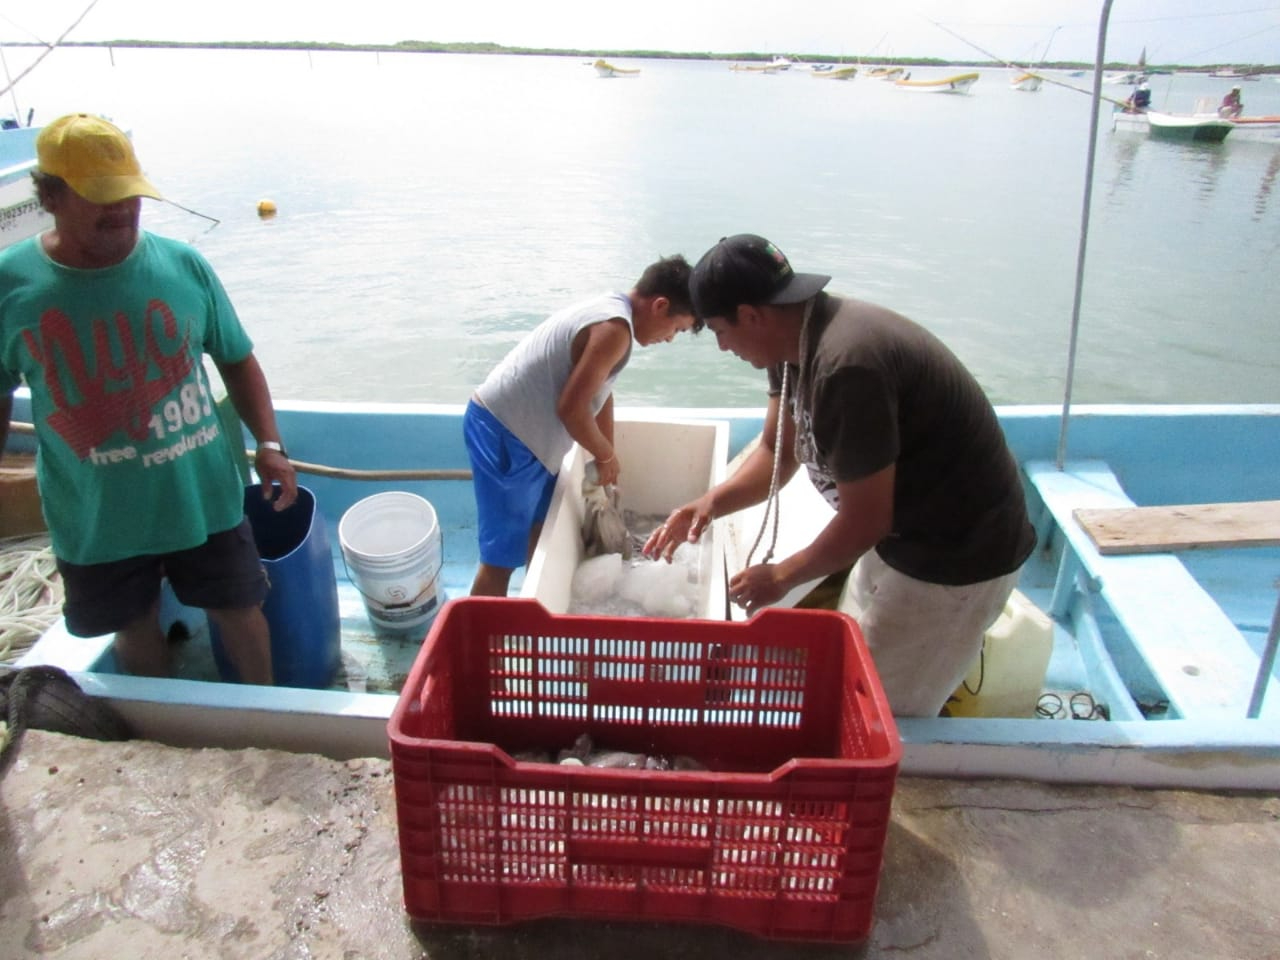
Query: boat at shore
[[8, 394, 1279, 790], [894, 72, 979, 94]]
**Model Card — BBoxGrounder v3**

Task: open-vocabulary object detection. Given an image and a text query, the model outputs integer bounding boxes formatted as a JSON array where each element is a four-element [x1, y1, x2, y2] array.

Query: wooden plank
[[1074, 500, 1280, 555]]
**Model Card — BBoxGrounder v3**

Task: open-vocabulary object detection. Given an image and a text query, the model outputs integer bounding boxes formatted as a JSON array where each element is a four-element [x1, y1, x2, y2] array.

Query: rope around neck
[[744, 360, 787, 568], [744, 297, 815, 568]]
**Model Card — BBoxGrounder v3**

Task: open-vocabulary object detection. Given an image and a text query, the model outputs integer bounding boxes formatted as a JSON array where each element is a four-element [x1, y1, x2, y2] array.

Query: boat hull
[[1113, 110, 1253, 143], [591, 59, 639, 78], [895, 72, 979, 94], [812, 66, 857, 81], [1146, 110, 1233, 143]]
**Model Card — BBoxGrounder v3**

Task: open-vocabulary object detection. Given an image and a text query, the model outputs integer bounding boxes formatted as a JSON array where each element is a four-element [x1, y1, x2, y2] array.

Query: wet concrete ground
[[1, 730, 1278, 959]]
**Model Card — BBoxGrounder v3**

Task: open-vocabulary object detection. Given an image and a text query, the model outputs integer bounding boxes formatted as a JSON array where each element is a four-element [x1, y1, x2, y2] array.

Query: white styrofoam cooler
[[522, 415, 730, 619]]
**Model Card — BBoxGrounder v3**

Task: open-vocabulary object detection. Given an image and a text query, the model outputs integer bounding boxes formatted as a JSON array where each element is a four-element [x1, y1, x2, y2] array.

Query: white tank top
[[474, 291, 633, 471]]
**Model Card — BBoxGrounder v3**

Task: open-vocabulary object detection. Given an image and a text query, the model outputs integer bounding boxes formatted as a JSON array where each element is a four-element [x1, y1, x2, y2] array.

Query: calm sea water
[[10, 47, 1280, 406]]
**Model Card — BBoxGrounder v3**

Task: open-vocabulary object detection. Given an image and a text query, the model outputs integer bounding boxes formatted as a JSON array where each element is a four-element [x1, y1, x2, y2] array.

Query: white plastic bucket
[[338, 492, 443, 634]]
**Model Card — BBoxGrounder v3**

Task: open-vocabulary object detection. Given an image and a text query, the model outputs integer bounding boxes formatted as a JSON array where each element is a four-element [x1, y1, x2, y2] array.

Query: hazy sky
[[3, 1, 1278, 66]]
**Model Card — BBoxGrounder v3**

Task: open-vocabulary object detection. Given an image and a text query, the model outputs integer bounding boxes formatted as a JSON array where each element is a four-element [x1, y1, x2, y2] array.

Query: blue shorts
[[55, 518, 268, 638], [464, 400, 557, 570]]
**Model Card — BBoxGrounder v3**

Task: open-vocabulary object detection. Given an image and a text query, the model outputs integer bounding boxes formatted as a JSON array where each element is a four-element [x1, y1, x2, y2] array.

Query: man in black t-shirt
[[644, 234, 1036, 716]]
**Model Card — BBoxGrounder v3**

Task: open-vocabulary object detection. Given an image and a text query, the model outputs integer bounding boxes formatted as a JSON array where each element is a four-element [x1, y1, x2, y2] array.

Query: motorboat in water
[[1146, 110, 1234, 143], [1104, 71, 1147, 86], [811, 65, 857, 81], [1010, 72, 1043, 92], [1112, 108, 1251, 143], [591, 59, 640, 79], [865, 66, 905, 81], [894, 72, 980, 94]]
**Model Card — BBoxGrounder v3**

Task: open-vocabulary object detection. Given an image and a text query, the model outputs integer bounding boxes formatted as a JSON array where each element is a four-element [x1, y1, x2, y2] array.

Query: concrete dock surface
[[2, 730, 1277, 959]]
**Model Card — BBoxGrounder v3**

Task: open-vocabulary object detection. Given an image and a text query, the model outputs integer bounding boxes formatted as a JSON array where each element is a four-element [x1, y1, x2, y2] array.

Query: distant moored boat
[[811, 65, 857, 81], [592, 59, 640, 78], [1010, 72, 1043, 92], [894, 72, 980, 94]]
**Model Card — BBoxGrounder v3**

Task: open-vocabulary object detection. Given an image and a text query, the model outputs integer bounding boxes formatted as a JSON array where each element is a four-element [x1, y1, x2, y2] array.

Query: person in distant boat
[[1127, 83, 1152, 112], [643, 234, 1036, 717], [465, 256, 701, 597], [0, 113, 296, 685], [1219, 86, 1244, 119]]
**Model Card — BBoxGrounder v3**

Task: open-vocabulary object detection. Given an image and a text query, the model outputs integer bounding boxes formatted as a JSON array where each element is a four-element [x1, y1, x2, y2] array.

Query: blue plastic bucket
[[211, 484, 341, 688]]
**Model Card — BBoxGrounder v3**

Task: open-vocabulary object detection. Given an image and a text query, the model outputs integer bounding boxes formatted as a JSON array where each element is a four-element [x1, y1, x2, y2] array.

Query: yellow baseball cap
[[36, 113, 162, 205]]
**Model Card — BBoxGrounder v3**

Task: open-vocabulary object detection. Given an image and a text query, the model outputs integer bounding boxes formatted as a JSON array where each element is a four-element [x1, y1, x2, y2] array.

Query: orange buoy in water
[[257, 199, 278, 219]]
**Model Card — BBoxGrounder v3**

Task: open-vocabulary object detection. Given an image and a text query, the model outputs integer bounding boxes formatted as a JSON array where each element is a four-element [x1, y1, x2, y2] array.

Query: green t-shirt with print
[[0, 232, 253, 564]]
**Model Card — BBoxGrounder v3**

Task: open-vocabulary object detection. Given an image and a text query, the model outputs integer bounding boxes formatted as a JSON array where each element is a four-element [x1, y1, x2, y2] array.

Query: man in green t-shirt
[[0, 113, 296, 685]]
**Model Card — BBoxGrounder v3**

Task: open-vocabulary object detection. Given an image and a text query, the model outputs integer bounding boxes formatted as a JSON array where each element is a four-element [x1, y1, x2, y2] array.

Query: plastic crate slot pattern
[[390, 599, 902, 943], [485, 628, 813, 730], [427, 783, 858, 897]]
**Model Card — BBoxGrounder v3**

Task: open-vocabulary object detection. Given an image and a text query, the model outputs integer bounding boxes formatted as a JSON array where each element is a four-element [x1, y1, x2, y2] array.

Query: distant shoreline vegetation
[[16, 40, 1279, 74]]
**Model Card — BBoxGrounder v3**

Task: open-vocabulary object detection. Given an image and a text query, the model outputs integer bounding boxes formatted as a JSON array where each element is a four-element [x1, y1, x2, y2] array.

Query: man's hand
[[727, 563, 788, 616], [642, 495, 715, 562], [255, 446, 298, 511]]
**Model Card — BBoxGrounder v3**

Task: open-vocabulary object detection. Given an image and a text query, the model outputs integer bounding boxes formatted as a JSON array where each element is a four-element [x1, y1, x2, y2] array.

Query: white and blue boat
[[7, 395, 1279, 790]]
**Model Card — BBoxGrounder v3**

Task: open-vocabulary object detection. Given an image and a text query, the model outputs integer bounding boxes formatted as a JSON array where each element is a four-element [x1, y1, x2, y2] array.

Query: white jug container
[[946, 589, 1053, 718]]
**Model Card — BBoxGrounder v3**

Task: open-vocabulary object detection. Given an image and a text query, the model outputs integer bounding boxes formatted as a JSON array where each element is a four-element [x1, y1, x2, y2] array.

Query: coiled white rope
[[0, 535, 60, 664]]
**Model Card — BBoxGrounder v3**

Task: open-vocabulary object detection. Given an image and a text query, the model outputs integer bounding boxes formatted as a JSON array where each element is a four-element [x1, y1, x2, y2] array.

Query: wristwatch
[[257, 440, 288, 458]]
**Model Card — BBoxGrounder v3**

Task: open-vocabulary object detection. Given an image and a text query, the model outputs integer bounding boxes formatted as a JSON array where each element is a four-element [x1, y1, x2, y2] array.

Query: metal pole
[[1247, 584, 1280, 719], [1055, 0, 1115, 471]]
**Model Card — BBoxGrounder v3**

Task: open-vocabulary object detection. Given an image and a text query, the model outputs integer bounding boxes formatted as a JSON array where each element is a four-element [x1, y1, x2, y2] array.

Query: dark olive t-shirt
[[767, 292, 1035, 585]]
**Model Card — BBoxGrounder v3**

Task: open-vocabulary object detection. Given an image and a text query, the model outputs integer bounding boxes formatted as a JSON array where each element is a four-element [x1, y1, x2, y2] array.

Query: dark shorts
[[464, 400, 557, 570], [56, 518, 268, 638]]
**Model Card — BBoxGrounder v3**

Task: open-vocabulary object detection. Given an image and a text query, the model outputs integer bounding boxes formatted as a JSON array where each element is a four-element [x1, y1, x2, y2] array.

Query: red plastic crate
[[387, 597, 901, 943]]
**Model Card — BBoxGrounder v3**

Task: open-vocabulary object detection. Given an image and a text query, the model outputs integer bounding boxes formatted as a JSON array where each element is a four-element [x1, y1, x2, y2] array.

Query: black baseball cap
[[689, 234, 830, 321]]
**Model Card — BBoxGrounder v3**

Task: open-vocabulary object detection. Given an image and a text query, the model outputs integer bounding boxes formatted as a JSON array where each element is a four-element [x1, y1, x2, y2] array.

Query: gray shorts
[[838, 550, 1021, 718], [56, 518, 268, 638]]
